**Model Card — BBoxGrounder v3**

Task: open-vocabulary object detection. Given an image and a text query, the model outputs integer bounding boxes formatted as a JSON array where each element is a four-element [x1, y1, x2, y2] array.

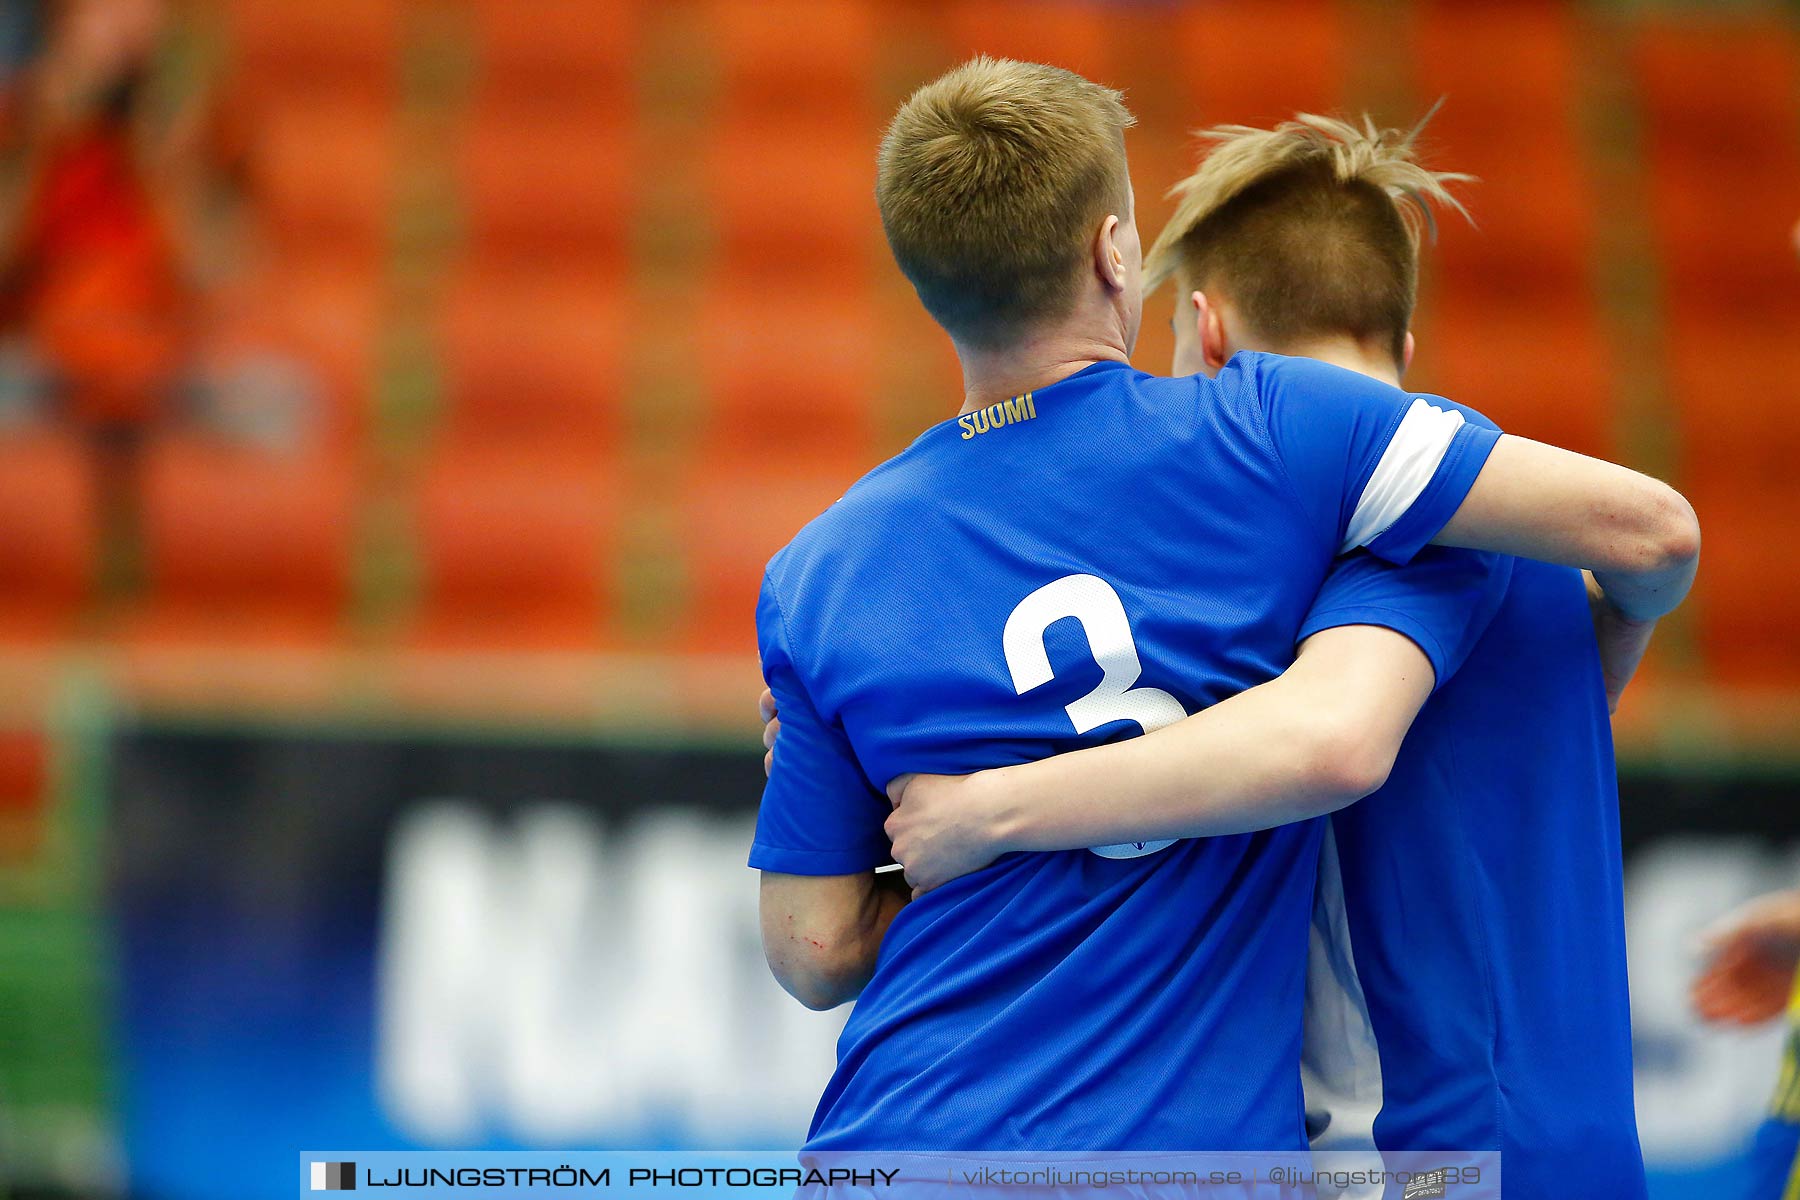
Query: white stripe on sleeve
[[1340, 398, 1467, 552]]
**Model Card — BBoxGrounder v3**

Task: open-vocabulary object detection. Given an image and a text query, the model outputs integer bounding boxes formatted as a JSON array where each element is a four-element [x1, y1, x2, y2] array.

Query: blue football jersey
[[1299, 462, 1646, 1192], [751, 353, 1500, 1151]]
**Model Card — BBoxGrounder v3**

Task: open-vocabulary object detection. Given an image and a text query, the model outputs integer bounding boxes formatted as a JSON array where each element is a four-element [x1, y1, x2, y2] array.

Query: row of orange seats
[[224, 0, 400, 445], [1405, 1, 1612, 461], [0, 428, 567, 650], [86, 0, 1785, 673], [435, 0, 841, 651], [430, 0, 877, 654], [0, 420, 894, 654], [1635, 15, 1800, 687]]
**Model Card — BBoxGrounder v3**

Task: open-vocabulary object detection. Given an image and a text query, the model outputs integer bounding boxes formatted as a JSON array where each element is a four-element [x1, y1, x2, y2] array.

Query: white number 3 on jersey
[[1002, 574, 1186, 860]]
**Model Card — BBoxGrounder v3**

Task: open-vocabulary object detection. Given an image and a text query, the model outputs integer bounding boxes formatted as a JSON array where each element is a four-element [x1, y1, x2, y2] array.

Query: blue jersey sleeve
[[1251, 353, 1503, 565], [1299, 547, 1514, 691], [749, 573, 893, 875]]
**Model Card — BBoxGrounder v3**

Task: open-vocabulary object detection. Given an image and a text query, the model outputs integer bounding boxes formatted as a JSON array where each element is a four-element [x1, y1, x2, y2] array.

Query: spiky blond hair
[[1144, 111, 1472, 365]]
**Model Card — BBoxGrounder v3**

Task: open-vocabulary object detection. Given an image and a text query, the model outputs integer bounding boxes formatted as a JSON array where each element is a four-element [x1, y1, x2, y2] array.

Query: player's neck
[[1279, 335, 1403, 388], [955, 327, 1131, 416]]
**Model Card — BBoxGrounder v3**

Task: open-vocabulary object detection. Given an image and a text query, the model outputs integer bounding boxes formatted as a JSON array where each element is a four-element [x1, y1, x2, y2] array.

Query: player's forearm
[[760, 871, 908, 1010], [977, 680, 1388, 854], [1432, 436, 1700, 620], [810, 877, 909, 1006], [1585, 572, 1658, 713]]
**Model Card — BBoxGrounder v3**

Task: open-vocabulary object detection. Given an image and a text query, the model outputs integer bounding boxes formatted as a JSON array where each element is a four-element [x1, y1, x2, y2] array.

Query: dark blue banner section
[[112, 729, 845, 1200]]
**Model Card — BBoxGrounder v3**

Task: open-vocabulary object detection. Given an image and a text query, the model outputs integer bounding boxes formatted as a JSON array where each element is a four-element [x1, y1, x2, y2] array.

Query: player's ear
[[1195, 291, 1230, 372], [1402, 330, 1416, 375], [1094, 214, 1127, 293]]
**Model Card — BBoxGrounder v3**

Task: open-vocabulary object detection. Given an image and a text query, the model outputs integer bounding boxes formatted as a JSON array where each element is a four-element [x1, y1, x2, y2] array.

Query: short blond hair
[[1144, 112, 1471, 366], [876, 57, 1136, 348]]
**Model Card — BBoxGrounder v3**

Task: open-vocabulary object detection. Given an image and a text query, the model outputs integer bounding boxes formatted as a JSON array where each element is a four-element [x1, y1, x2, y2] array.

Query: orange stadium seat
[[939, 0, 1118, 87], [1411, 1, 1569, 106], [0, 724, 50, 864], [0, 431, 99, 643], [224, 0, 402, 107], [1415, 297, 1612, 459], [705, 0, 878, 112], [1636, 19, 1800, 306], [0, 727, 48, 815], [1427, 157, 1593, 298], [212, 258, 385, 445], [1685, 490, 1800, 687], [250, 101, 397, 271], [1404, 2, 1611, 459], [1413, 2, 1596, 292], [410, 447, 618, 650], [675, 454, 865, 655], [698, 285, 877, 459], [1634, 16, 1800, 687], [468, 0, 640, 110], [437, 269, 626, 453], [1412, 1, 1574, 122], [457, 103, 633, 271], [132, 436, 357, 646], [1651, 163, 1800, 302], [268, 265, 383, 443], [705, 116, 880, 277], [1663, 315, 1800, 489], [1178, 1, 1346, 127]]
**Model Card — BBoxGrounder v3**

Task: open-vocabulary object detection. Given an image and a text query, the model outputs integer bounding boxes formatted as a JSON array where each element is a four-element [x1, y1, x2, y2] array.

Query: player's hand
[[758, 687, 780, 777], [884, 773, 999, 895], [1691, 889, 1800, 1026]]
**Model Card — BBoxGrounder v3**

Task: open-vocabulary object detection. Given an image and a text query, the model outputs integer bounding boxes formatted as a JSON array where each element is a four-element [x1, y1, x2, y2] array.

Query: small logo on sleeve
[[311, 1162, 356, 1191], [959, 393, 1037, 439]]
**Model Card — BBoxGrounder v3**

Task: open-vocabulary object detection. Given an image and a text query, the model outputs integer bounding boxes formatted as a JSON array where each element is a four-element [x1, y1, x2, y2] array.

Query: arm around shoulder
[[1432, 435, 1699, 620], [886, 623, 1437, 893]]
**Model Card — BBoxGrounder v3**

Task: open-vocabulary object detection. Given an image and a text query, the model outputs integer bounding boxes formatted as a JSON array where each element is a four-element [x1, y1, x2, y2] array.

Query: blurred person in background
[[1, 0, 202, 431], [0, 0, 309, 585], [1693, 888, 1800, 1198]]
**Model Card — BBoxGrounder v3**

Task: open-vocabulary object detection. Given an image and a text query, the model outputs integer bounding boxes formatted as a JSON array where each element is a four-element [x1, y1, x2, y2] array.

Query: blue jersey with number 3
[[751, 354, 1501, 1150]]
